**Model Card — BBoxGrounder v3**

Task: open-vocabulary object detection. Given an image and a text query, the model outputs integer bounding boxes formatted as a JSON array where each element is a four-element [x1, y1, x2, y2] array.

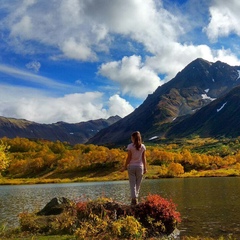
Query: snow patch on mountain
[[149, 136, 158, 140], [217, 102, 227, 112], [201, 94, 216, 101], [237, 70, 240, 80]]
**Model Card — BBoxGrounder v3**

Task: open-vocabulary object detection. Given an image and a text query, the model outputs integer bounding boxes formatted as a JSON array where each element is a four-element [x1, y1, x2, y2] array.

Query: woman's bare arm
[[142, 150, 147, 174], [121, 150, 132, 171]]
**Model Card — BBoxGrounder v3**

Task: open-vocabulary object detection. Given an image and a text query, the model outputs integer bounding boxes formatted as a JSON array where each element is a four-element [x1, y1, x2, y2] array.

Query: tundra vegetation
[[1, 136, 240, 184], [14, 194, 180, 239], [1, 136, 240, 239], [1, 194, 237, 240]]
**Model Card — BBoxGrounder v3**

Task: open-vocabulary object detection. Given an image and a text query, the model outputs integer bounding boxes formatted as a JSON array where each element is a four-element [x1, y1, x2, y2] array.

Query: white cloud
[[213, 48, 240, 65], [1, 0, 240, 124], [1, 0, 183, 60], [61, 38, 97, 61], [204, 0, 240, 42], [11, 15, 33, 39], [2, 0, 240, 78], [99, 55, 161, 99], [2, 0, 110, 61], [85, 0, 184, 54], [108, 94, 134, 117], [146, 42, 240, 81], [145, 43, 214, 80], [0, 85, 133, 123], [0, 89, 107, 123]]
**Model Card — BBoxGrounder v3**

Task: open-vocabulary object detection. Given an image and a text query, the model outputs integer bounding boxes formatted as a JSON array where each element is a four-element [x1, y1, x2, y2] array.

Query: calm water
[[0, 177, 240, 238]]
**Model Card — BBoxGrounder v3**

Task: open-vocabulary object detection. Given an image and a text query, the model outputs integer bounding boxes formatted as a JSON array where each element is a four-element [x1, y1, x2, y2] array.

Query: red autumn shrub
[[76, 201, 87, 212], [135, 194, 181, 236]]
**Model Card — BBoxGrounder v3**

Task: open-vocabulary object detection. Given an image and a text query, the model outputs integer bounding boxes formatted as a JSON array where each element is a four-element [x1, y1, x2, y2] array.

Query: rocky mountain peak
[[88, 58, 240, 145]]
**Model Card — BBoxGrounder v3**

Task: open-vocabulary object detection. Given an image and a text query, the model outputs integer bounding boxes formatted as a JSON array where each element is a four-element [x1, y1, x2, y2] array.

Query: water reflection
[[1, 177, 240, 238]]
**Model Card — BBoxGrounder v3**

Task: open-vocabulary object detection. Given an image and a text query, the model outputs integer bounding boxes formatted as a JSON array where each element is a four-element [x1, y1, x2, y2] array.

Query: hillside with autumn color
[[1, 136, 240, 184]]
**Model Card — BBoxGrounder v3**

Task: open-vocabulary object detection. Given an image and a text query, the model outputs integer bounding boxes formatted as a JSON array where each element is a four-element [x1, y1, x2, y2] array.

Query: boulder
[[37, 197, 73, 216]]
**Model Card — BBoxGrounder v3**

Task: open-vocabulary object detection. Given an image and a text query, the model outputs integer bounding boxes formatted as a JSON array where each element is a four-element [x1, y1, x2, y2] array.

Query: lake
[[0, 177, 240, 238]]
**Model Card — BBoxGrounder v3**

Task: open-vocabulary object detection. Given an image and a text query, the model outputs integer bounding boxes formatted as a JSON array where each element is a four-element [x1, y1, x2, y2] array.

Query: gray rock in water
[[37, 197, 72, 216]]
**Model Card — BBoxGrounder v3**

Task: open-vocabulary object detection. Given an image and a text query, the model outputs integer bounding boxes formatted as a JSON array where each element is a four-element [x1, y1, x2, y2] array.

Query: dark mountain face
[[0, 115, 121, 145], [88, 58, 240, 145], [166, 85, 240, 138]]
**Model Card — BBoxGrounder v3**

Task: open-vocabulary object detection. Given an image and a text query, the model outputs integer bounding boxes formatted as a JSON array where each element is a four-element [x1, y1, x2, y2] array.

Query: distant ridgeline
[[0, 115, 121, 145]]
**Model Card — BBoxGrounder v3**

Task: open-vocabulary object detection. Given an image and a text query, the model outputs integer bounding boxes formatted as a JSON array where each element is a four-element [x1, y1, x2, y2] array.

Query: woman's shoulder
[[141, 143, 146, 150], [127, 143, 134, 149]]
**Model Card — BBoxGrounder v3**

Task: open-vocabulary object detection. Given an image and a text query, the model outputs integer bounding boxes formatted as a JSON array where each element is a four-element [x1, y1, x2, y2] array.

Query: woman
[[122, 131, 147, 205]]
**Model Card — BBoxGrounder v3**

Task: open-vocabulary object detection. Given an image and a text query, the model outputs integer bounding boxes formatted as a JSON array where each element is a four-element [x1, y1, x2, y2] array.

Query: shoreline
[[1, 170, 239, 185]]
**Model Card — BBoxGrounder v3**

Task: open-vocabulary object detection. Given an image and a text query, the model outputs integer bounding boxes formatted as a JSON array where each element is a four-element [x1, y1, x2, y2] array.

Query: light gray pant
[[127, 165, 143, 198]]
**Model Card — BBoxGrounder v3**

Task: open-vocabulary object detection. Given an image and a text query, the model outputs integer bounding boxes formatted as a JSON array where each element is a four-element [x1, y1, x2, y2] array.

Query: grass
[[1, 165, 239, 185], [1, 232, 238, 240], [182, 237, 237, 240], [1, 233, 75, 240]]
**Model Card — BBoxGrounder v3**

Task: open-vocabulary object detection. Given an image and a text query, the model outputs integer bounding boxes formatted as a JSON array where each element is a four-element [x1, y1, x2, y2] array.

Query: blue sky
[[1, 0, 240, 124]]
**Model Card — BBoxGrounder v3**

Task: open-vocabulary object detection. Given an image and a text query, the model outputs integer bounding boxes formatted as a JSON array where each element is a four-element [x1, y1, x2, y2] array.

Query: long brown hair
[[131, 131, 142, 150]]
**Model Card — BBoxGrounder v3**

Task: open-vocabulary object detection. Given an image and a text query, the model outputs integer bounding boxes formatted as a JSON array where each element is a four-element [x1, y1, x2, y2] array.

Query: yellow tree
[[182, 149, 194, 165], [0, 142, 10, 176], [8, 159, 27, 176], [167, 162, 184, 177]]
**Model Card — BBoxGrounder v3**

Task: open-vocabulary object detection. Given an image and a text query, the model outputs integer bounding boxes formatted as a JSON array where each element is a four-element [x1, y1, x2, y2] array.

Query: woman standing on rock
[[122, 131, 147, 205]]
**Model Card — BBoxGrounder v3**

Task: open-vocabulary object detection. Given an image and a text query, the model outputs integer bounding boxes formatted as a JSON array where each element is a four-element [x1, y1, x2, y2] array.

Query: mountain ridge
[[0, 115, 121, 145], [166, 85, 240, 138], [88, 58, 240, 145]]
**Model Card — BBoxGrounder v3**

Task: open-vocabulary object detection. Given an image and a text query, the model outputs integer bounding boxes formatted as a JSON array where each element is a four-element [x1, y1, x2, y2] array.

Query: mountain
[[166, 85, 240, 138], [0, 115, 121, 145], [88, 58, 240, 145]]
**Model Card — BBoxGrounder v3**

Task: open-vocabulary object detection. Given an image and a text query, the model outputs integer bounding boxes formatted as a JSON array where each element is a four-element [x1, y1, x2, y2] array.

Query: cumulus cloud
[[145, 43, 213, 80], [204, 0, 240, 42], [83, 0, 184, 54], [213, 48, 240, 65], [2, 0, 110, 61], [99, 55, 161, 99], [108, 94, 134, 117], [2, 0, 240, 79], [1, 0, 240, 123], [0, 85, 133, 123], [145, 42, 240, 80], [1, 0, 183, 60], [61, 38, 97, 61]]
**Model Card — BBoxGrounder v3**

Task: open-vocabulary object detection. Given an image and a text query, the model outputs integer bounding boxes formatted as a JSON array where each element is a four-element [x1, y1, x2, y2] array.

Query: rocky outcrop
[[19, 195, 181, 238], [37, 197, 73, 216]]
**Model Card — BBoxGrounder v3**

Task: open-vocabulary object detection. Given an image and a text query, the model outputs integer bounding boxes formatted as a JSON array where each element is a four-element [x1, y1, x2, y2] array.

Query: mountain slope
[[166, 85, 240, 138], [0, 115, 121, 145], [88, 58, 240, 145]]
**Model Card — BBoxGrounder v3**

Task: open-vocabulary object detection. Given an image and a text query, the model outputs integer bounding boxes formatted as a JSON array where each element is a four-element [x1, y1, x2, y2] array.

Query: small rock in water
[[37, 197, 72, 216]]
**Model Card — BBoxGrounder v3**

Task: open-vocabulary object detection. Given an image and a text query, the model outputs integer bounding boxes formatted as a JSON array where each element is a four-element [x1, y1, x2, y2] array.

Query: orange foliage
[[2, 137, 240, 178], [168, 163, 184, 176]]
